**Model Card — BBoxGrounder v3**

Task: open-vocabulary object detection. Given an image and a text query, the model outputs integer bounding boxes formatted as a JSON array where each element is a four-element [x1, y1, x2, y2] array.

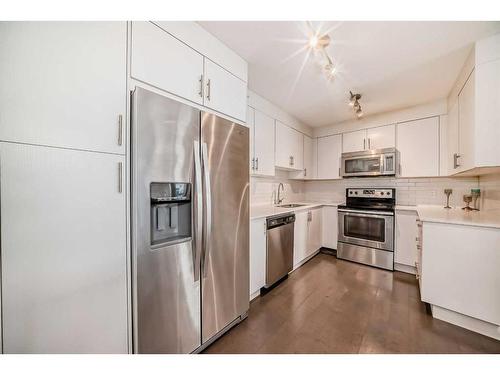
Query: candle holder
[[444, 189, 452, 209]]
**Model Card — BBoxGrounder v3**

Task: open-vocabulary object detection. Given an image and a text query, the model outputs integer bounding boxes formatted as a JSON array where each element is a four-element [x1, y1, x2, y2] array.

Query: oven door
[[338, 209, 394, 251], [341, 154, 384, 177]]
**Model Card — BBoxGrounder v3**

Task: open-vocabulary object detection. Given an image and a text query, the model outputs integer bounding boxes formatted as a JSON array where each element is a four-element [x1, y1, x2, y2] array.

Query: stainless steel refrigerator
[[131, 87, 249, 353]]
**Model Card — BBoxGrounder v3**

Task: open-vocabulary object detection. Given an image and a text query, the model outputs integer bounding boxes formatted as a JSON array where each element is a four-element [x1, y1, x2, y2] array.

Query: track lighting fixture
[[349, 91, 363, 119]]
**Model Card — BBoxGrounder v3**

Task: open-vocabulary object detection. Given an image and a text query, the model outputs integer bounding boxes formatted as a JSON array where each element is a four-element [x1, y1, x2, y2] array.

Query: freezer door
[[132, 87, 202, 353], [201, 113, 250, 343]]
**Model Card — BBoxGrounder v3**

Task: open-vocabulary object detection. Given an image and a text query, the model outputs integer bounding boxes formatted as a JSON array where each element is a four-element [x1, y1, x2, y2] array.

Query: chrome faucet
[[275, 183, 285, 205]]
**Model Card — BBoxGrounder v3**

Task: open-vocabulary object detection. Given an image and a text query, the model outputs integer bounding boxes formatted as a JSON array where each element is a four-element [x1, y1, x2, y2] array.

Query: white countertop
[[396, 204, 500, 229], [251, 202, 343, 220]]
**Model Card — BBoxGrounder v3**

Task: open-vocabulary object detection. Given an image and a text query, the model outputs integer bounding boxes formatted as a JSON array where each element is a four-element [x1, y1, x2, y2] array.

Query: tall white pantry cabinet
[[0, 22, 129, 353]]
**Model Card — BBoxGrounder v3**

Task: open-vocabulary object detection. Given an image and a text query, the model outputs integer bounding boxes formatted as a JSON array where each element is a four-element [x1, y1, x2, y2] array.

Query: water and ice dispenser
[[150, 182, 191, 246]]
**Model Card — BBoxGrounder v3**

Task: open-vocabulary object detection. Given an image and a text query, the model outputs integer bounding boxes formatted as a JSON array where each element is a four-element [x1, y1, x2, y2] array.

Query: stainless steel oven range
[[337, 188, 395, 271]]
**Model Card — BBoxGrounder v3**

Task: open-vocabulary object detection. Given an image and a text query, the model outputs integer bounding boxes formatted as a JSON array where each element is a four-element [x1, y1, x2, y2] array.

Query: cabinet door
[[458, 71, 475, 172], [317, 134, 342, 179], [293, 211, 308, 268], [447, 100, 460, 174], [275, 121, 301, 170], [204, 59, 247, 121], [366, 124, 395, 150], [342, 129, 366, 153], [395, 211, 418, 267], [397, 117, 439, 177], [0, 22, 127, 154], [307, 208, 323, 256], [303, 135, 316, 179], [322, 206, 338, 249], [253, 110, 275, 176], [131, 21, 204, 105], [250, 218, 266, 298], [0, 143, 128, 353], [247, 107, 255, 173]]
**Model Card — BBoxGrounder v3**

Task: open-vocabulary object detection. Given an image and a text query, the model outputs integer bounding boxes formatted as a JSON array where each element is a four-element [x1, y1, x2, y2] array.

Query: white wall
[[479, 173, 500, 210], [314, 99, 447, 138], [248, 89, 313, 137], [251, 170, 306, 206]]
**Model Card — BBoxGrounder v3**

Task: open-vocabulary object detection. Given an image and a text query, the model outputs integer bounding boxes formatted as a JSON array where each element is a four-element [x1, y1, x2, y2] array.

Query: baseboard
[[249, 290, 260, 301], [394, 263, 416, 275], [291, 249, 321, 272], [431, 304, 500, 341]]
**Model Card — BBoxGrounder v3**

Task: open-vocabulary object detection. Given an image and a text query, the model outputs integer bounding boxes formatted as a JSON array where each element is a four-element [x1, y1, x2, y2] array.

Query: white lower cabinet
[[421, 222, 500, 328], [250, 218, 266, 298], [321, 206, 338, 249], [0, 142, 128, 353], [293, 208, 322, 268], [394, 210, 418, 271]]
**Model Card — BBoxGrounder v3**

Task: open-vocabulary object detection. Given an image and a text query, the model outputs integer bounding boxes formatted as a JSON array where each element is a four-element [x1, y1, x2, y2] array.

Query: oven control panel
[[347, 188, 393, 198]]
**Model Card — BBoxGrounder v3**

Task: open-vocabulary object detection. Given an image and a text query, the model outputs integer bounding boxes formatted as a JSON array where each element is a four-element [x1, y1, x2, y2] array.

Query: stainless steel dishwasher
[[265, 213, 295, 288]]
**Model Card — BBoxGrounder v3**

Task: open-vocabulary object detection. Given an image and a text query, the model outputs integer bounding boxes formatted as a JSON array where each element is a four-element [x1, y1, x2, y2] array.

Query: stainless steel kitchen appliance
[[337, 188, 395, 271], [131, 87, 249, 354], [265, 213, 295, 288], [341, 148, 397, 178]]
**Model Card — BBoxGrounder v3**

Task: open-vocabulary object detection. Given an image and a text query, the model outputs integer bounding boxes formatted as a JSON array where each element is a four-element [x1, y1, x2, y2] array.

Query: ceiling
[[198, 21, 500, 127]]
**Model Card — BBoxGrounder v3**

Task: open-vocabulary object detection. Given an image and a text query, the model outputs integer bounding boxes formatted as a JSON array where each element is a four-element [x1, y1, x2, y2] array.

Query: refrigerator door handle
[[202, 142, 212, 277], [193, 140, 203, 282]]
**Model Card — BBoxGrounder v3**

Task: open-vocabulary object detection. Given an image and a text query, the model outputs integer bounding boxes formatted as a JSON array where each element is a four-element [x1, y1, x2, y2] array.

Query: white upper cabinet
[[342, 129, 366, 153], [275, 121, 303, 171], [303, 135, 317, 179], [446, 33, 500, 175], [131, 21, 204, 105], [317, 134, 342, 179], [0, 22, 127, 154], [131, 22, 248, 122], [447, 100, 460, 174], [366, 124, 395, 150], [0, 142, 128, 353], [203, 59, 247, 121], [397, 117, 440, 177], [457, 71, 475, 172], [252, 109, 275, 176]]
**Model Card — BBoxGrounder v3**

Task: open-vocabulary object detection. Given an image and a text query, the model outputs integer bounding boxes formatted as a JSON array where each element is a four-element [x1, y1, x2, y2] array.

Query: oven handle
[[338, 208, 394, 217]]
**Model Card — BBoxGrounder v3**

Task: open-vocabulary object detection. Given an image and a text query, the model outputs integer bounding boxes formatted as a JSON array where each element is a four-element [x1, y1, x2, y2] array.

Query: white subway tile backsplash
[[250, 173, 500, 210]]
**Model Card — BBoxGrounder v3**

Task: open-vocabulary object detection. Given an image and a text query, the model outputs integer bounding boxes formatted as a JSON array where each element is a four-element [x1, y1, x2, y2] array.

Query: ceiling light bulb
[[309, 35, 319, 49], [356, 108, 363, 118]]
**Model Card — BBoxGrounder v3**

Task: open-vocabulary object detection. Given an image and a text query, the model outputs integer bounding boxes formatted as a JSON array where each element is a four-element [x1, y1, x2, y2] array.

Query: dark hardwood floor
[[204, 253, 500, 354]]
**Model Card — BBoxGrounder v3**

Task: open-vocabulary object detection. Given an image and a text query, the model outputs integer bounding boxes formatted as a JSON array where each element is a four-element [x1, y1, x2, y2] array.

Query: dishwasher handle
[[266, 214, 295, 230]]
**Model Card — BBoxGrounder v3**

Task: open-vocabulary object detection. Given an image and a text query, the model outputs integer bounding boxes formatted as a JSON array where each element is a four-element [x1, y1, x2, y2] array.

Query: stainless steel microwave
[[340, 148, 397, 177]]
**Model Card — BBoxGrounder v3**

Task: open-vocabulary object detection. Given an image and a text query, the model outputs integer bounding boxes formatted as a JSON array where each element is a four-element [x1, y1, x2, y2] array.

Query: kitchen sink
[[277, 204, 306, 208]]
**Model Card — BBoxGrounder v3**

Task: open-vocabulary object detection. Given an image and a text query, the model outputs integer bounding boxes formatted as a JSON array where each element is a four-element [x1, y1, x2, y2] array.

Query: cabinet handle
[[118, 162, 123, 194], [304, 168, 307, 177], [198, 75, 204, 98], [251, 157, 255, 171], [291, 156, 294, 166], [363, 138, 366, 150], [368, 138, 371, 150], [255, 157, 259, 170], [453, 153, 461, 169], [264, 221, 266, 235], [117, 114, 123, 146], [206, 79, 211, 101]]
